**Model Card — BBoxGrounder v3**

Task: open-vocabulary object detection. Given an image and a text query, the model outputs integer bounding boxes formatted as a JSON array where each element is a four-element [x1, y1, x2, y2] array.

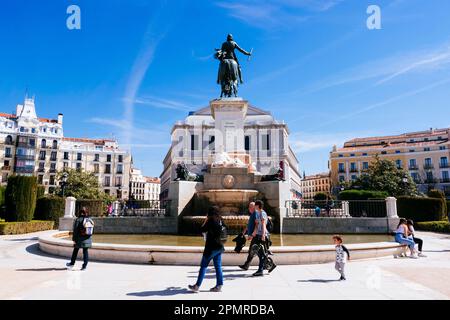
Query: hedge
[[37, 185, 46, 199], [338, 190, 388, 200], [35, 196, 65, 226], [447, 201, 450, 214], [5, 176, 38, 222], [75, 199, 106, 217], [397, 196, 447, 222], [0, 220, 54, 235], [416, 221, 450, 234], [0, 186, 5, 220]]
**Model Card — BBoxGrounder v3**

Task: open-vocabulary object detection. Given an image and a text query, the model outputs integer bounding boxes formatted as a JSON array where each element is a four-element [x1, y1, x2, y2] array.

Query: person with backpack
[[189, 206, 226, 292], [66, 207, 94, 271], [251, 200, 276, 276]]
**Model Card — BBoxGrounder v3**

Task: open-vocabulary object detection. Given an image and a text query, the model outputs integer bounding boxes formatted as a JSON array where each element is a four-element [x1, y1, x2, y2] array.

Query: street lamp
[[60, 172, 69, 197], [402, 175, 409, 196]]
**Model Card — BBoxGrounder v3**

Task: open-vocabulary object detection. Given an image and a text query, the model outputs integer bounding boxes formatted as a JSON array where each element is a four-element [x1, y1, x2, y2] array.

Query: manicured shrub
[[37, 185, 46, 199], [0, 186, 6, 220], [313, 193, 328, 201], [397, 196, 447, 222], [35, 196, 65, 226], [416, 221, 450, 233], [75, 199, 105, 217], [428, 189, 448, 216], [338, 190, 388, 200], [0, 220, 54, 235], [5, 176, 38, 222]]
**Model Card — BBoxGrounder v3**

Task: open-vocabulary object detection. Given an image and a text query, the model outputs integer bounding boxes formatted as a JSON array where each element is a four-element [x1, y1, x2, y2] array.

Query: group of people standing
[[189, 200, 276, 292]]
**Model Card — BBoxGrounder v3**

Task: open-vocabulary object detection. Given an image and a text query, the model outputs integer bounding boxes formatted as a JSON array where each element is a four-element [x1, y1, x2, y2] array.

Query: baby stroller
[[248, 237, 275, 271]]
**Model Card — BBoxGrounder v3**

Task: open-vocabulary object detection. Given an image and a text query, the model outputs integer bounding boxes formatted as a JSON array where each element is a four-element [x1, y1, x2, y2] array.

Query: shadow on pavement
[[298, 279, 341, 283], [127, 287, 195, 297], [16, 268, 68, 272], [187, 273, 251, 281], [25, 243, 67, 261], [6, 237, 38, 242]]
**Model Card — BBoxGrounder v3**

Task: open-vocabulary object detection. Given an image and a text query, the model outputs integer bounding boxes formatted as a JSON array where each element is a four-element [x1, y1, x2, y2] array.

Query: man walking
[[239, 202, 257, 270]]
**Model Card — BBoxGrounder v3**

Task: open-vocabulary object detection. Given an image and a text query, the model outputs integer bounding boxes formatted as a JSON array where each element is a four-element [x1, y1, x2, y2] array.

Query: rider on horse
[[219, 34, 252, 84]]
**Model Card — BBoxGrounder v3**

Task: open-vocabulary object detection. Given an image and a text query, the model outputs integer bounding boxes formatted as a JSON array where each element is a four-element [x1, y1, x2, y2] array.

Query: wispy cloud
[[290, 131, 355, 153], [317, 77, 450, 127], [294, 42, 450, 96], [129, 95, 195, 112], [215, 0, 343, 29]]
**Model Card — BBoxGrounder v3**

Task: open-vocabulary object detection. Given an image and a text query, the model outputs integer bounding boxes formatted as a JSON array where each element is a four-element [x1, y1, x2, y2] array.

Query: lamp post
[[402, 175, 409, 196], [60, 172, 69, 197]]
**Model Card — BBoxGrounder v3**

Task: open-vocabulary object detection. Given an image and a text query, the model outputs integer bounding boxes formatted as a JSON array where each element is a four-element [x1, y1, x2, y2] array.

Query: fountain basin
[[39, 231, 404, 266]]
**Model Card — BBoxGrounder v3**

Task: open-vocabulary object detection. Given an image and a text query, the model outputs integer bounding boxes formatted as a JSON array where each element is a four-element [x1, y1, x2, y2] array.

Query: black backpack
[[217, 221, 228, 245], [266, 217, 273, 233]]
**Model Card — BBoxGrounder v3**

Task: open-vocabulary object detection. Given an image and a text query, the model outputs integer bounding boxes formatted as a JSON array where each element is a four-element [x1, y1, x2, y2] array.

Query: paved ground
[[0, 231, 449, 300]]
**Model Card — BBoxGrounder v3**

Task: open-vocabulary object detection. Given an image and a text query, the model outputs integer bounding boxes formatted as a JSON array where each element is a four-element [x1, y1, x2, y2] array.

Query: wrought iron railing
[[118, 200, 171, 217], [285, 199, 388, 218]]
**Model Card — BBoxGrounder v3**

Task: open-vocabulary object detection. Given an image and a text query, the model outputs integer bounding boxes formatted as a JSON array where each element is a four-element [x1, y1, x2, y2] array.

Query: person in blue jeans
[[189, 206, 224, 292], [394, 218, 418, 259]]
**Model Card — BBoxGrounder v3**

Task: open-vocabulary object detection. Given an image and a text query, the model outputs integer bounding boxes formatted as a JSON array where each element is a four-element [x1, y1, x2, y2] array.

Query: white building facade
[[130, 168, 161, 200], [160, 104, 302, 199], [0, 97, 131, 199]]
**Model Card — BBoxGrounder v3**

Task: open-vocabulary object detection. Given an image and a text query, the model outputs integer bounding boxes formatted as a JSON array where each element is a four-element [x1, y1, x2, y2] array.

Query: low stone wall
[[39, 231, 404, 266], [59, 217, 178, 234], [282, 217, 400, 234], [180, 216, 249, 235]]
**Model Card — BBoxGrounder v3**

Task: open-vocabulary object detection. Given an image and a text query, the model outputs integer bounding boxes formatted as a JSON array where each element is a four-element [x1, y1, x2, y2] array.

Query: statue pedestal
[[210, 98, 248, 154]]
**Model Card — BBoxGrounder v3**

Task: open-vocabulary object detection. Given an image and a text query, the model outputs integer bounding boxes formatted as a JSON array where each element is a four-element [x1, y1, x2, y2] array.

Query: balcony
[[423, 164, 434, 170], [2, 166, 11, 171], [37, 168, 45, 173], [15, 167, 34, 174], [440, 178, 450, 183], [424, 178, 437, 184], [49, 168, 57, 173], [105, 170, 111, 174], [117, 171, 123, 175], [409, 165, 419, 170], [439, 163, 449, 169], [16, 155, 35, 161], [349, 168, 358, 173], [50, 157, 57, 162], [338, 169, 345, 173], [4, 154, 12, 159]]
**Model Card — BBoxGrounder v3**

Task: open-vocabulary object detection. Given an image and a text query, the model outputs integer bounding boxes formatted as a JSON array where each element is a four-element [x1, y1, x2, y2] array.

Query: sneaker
[[268, 264, 277, 273], [66, 263, 74, 269], [252, 270, 264, 277], [418, 252, 427, 258], [409, 254, 419, 259], [239, 264, 249, 271], [210, 286, 222, 292], [80, 266, 87, 271], [188, 284, 199, 292]]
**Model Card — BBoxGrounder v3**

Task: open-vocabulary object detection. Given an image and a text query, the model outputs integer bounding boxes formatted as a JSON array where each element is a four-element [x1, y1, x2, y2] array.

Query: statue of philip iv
[[215, 34, 252, 98]]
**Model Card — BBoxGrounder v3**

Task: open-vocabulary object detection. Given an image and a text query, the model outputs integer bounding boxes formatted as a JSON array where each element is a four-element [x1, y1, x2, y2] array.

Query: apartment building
[[300, 172, 331, 200], [329, 128, 450, 197], [130, 168, 161, 201]]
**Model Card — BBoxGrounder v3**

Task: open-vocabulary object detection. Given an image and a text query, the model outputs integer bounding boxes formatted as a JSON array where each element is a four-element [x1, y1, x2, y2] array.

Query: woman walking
[[66, 207, 93, 270], [188, 206, 225, 292], [394, 218, 418, 259]]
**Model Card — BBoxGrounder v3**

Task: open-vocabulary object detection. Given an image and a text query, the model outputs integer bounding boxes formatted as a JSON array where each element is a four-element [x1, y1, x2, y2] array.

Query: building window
[[38, 162, 45, 171], [50, 162, 56, 172], [338, 154, 343, 158], [94, 163, 99, 173], [209, 136, 215, 150], [41, 139, 46, 148], [362, 153, 368, 156], [106, 154, 111, 162], [442, 171, 449, 181], [426, 171, 434, 182], [244, 136, 250, 151], [338, 163, 345, 173], [76, 163, 82, 171], [5, 135, 13, 145], [39, 151, 46, 161], [105, 164, 111, 174], [118, 155, 123, 163], [351, 175, 357, 181], [350, 163, 357, 172], [395, 159, 402, 169], [381, 151, 387, 155], [350, 154, 355, 157], [63, 162, 68, 169], [395, 150, 401, 154], [94, 154, 100, 162], [117, 164, 123, 174], [49, 175, 55, 186], [424, 158, 433, 169], [52, 140, 58, 149], [50, 151, 57, 161], [424, 147, 431, 152], [115, 176, 122, 187], [5, 147, 12, 158], [38, 175, 43, 184], [409, 149, 415, 153], [104, 176, 111, 187], [440, 157, 448, 168], [190, 135, 199, 151], [411, 172, 419, 182], [440, 146, 446, 150], [362, 162, 369, 170], [64, 152, 69, 160], [262, 134, 270, 150], [77, 153, 82, 161]]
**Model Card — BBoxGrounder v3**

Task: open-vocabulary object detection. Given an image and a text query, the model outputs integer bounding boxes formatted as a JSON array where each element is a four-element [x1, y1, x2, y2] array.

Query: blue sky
[[1, 0, 450, 177]]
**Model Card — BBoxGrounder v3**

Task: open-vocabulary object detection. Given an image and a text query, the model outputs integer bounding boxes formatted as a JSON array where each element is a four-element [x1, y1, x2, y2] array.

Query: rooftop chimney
[[58, 113, 63, 125]]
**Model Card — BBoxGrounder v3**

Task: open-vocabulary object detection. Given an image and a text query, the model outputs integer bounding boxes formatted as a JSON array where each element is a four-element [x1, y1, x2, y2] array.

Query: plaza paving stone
[[0, 231, 449, 300]]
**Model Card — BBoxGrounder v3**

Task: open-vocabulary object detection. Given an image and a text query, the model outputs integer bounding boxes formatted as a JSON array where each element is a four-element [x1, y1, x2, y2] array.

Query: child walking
[[333, 235, 350, 281]]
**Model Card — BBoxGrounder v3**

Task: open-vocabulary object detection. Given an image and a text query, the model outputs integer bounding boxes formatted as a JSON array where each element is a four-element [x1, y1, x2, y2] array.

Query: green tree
[[313, 192, 328, 201], [350, 156, 417, 197], [5, 176, 38, 222], [55, 169, 111, 200]]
